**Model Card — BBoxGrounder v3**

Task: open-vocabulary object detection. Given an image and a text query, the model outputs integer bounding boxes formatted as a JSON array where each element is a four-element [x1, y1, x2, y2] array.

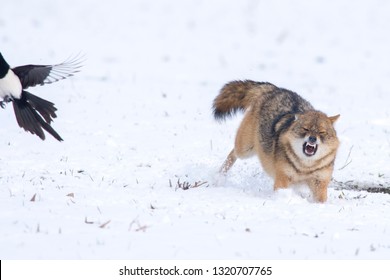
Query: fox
[[212, 80, 340, 202]]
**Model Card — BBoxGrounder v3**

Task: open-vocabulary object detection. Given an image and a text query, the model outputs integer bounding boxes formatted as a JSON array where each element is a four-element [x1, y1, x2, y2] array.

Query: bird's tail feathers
[[12, 91, 63, 141], [22, 91, 57, 123]]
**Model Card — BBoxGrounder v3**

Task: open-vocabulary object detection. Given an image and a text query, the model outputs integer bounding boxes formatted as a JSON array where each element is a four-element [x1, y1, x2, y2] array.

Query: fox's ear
[[329, 114, 340, 124]]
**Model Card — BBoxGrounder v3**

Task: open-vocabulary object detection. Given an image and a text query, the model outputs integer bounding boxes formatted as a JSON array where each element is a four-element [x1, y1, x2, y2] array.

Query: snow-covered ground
[[1, 0, 390, 259]]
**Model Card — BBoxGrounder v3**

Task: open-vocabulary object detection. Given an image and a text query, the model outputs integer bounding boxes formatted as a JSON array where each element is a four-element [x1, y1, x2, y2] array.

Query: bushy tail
[[212, 80, 276, 121], [12, 91, 63, 141]]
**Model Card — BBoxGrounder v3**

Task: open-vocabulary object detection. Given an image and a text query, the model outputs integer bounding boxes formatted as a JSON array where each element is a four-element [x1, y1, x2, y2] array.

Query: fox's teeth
[[303, 142, 318, 156]]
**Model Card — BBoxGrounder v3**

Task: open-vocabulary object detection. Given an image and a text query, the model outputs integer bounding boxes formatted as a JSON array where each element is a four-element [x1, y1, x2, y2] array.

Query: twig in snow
[[338, 145, 353, 170], [30, 193, 37, 202], [85, 217, 94, 224], [99, 220, 111, 228], [174, 179, 209, 190], [128, 218, 148, 232]]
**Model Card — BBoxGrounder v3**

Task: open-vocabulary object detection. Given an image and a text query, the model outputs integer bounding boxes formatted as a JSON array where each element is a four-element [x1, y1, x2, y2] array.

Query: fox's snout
[[308, 136, 317, 144]]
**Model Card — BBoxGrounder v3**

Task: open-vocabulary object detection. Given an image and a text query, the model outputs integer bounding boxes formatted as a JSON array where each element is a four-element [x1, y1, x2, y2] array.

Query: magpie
[[0, 52, 82, 141]]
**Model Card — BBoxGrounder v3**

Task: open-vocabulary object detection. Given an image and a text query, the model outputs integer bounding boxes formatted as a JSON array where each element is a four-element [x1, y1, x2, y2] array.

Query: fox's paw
[[214, 172, 228, 187]]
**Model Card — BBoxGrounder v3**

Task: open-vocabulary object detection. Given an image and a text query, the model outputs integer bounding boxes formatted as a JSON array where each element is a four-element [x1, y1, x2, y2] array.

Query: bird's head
[[0, 52, 10, 76]]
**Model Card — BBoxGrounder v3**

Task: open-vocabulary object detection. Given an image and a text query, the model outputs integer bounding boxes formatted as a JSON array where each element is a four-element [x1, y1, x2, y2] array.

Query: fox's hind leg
[[219, 149, 237, 173], [219, 112, 256, 173], [234, 111, 257, 158]]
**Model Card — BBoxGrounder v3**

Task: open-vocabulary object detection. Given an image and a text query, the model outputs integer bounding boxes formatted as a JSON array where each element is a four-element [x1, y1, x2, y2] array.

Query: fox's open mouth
[[303, 142, 318, 156]]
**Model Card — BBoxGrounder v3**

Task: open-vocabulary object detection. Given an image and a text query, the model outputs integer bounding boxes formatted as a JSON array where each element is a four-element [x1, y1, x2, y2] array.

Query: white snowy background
[[1, 0, 390, 259]]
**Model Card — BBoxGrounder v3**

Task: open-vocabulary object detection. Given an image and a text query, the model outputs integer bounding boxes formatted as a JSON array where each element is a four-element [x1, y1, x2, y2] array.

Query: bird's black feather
[[12, 54, 83, 89], [23, 91, 57, 123], [12, 91, 63, 141]]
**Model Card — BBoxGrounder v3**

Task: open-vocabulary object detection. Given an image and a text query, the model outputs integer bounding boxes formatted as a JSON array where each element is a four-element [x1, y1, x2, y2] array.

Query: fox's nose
[[308, 136, 317, 143]]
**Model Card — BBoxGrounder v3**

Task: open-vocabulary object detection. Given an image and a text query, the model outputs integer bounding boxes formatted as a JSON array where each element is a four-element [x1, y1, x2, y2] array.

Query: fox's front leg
[[308, 178, 329, 203], [273, 171, 291, 191]]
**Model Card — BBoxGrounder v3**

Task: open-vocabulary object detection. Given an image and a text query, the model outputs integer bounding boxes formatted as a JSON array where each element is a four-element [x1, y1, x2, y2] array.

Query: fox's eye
[[319, 131, 326, 135], [302, 128, 309, 132]]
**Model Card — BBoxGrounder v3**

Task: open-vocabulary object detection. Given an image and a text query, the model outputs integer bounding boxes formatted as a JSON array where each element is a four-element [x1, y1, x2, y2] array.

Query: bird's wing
[[12, 54, 84, 89]]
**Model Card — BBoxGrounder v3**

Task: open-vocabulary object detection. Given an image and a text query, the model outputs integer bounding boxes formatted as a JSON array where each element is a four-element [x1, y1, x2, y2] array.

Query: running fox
[[213, 80, 340, 202]]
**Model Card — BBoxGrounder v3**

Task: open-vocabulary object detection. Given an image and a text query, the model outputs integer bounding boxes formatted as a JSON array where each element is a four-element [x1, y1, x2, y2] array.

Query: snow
[[1, 0, 390, 259]]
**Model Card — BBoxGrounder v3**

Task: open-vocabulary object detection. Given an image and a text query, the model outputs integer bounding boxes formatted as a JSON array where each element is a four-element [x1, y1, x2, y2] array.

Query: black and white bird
[[0, 52, 82, 141]]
